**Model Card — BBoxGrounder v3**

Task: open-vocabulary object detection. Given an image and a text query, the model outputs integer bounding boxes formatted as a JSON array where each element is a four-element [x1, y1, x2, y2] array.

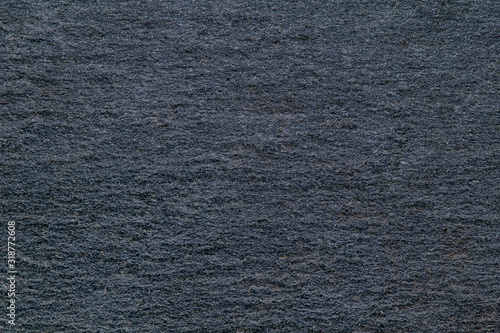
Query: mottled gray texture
[[1, 0, 499, 332]]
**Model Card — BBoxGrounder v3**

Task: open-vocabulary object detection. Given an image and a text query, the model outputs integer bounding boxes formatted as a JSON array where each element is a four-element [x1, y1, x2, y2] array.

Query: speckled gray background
[[1, 0, 499, 332]]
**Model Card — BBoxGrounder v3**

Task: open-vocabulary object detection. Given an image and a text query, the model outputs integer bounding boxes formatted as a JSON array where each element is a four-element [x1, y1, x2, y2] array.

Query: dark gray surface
[[1, 0, 499, 332]]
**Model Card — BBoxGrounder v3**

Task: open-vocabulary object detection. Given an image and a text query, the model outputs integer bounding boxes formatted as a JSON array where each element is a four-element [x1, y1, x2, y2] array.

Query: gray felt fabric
[[1, 0, 499, 332]]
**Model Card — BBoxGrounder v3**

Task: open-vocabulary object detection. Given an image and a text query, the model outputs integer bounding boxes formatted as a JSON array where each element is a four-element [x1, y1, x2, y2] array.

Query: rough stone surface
[[1, 1, 499, 332]]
